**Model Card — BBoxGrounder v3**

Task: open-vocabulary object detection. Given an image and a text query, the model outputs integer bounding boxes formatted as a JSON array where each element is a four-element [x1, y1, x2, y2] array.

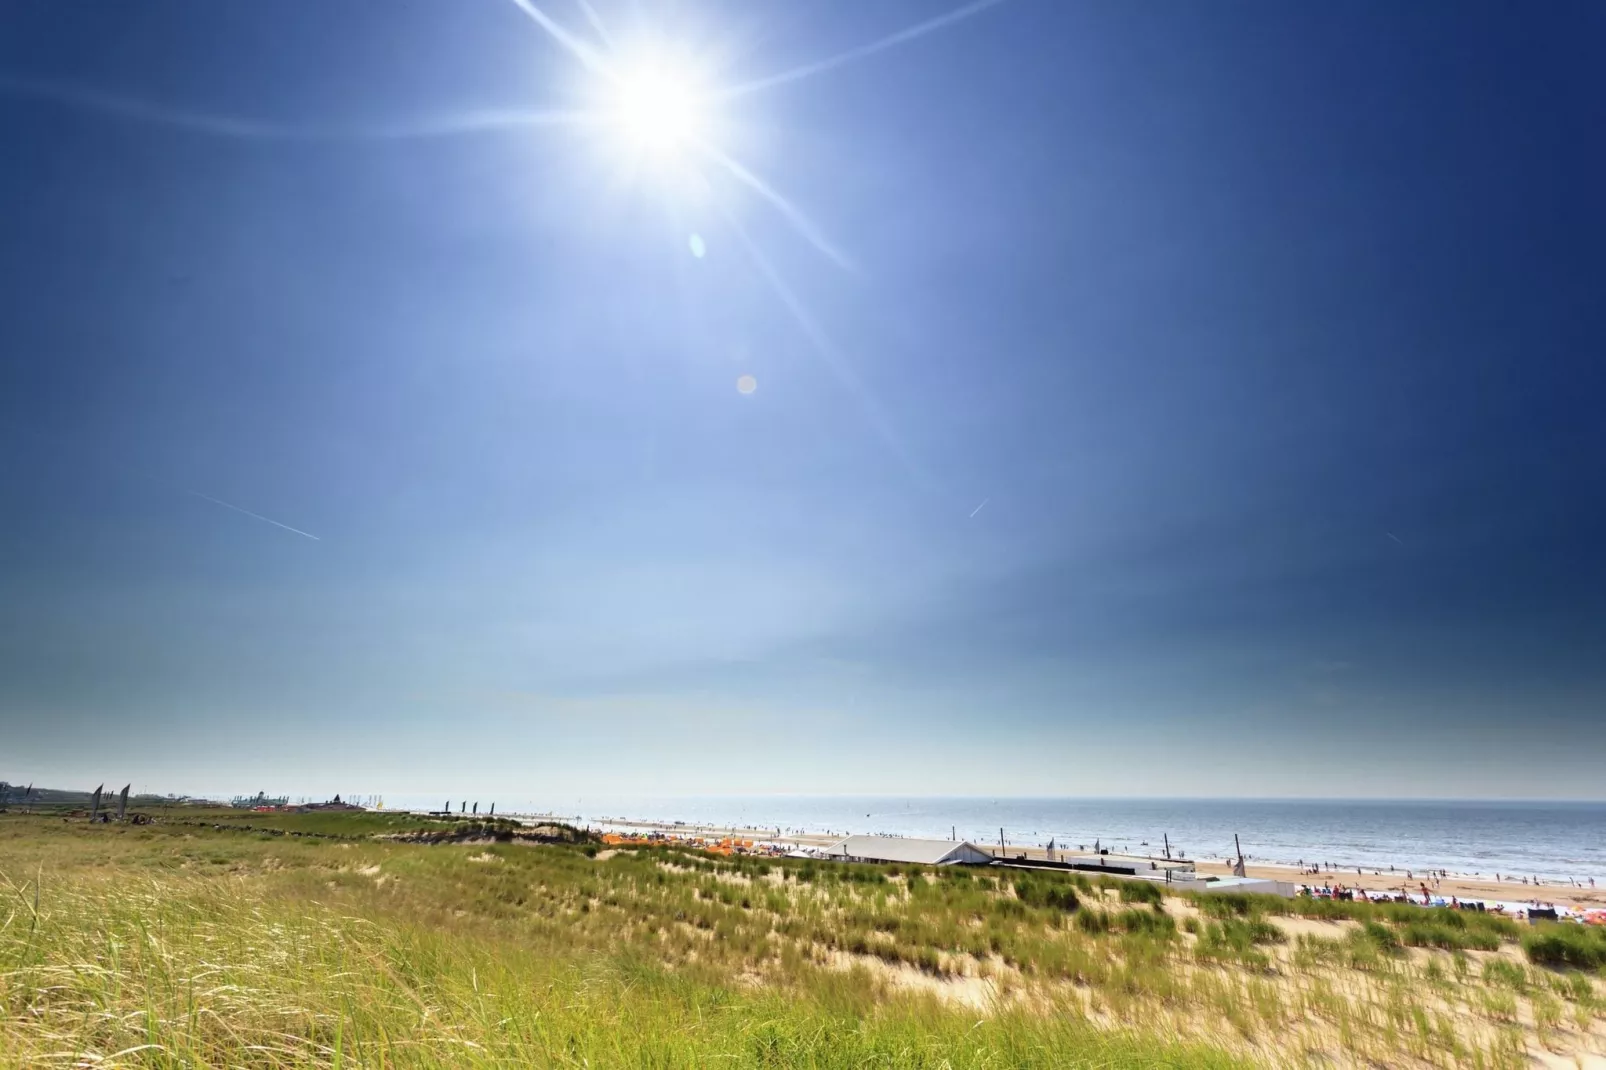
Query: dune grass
[[2, 871, 1235, 1069], [1523, 922, 1606, 971], [2, 812, 1602, 1068]]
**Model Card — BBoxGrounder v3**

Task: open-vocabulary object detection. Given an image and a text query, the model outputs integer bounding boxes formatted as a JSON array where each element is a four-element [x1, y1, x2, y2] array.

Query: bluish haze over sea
[[487, 796, 1606, 885]]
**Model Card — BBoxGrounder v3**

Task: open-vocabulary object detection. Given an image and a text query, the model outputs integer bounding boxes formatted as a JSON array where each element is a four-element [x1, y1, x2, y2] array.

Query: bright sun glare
[[613, 60, 705, 155]]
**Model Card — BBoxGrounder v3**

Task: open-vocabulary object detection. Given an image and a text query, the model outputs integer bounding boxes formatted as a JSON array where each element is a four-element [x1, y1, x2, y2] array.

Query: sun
[[611, 57, 707, 156]]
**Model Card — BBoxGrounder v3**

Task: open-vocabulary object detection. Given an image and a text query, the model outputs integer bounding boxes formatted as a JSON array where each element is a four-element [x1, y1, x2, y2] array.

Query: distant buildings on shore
[[231, 792, 290, 809]]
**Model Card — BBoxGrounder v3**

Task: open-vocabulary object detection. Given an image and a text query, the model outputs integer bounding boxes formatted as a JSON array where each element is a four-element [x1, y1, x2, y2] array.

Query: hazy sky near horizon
[[2, 0, 1603, 802]]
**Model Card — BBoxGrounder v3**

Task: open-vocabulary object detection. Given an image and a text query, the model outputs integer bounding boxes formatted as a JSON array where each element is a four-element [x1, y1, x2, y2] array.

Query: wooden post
[[1164, 833, 1171, 860]]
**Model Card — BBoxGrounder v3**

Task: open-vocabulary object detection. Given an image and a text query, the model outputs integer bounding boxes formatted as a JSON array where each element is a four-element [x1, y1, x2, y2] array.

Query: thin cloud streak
[[0, 76, 589, 141], [715, 0, 1009, 101], [506, 0, 616, 79], [701, 143, 858, 273], [970, 498, 989, 518], [188, 491, 321, 541]]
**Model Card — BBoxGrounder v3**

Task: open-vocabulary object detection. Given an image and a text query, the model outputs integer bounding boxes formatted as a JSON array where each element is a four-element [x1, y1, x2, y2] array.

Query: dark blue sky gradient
[[2, 0, 1602, 798]]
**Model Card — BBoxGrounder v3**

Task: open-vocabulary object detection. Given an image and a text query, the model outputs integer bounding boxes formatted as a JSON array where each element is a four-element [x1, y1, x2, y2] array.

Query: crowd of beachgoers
[[1297, 881, 1606, 924]]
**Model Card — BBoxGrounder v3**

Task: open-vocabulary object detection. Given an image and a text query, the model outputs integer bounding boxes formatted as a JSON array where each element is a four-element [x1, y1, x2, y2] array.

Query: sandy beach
[[1194, 858, 1606, 912], [536, 812, 1606, 912]]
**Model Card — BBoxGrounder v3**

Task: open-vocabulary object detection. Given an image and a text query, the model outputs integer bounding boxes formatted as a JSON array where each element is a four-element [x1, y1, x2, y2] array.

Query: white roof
[[823, 835, 988, 865]]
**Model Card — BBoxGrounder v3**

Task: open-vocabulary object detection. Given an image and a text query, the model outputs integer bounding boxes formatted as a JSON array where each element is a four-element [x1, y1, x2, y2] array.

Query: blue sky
[[2, 0, 1602, 801]]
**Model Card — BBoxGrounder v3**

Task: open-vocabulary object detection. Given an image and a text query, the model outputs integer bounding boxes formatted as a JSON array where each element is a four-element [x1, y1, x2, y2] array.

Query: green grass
[[1, 870, 1238, 1069], [1522, 921, 1606, 971], [171, 806, 494, 837], [0, 814, 1244, 1068], [1116, 879, 1164, 906], [2, 812, 1599, 1069]]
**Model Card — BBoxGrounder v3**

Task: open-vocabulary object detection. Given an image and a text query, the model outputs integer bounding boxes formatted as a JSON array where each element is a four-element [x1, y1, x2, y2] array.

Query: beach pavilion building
[[822, 835, 993, 866]]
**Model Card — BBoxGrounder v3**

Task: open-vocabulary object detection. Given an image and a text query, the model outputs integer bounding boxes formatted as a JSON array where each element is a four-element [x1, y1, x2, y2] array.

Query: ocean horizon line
[[518, 793, 1606, 806]]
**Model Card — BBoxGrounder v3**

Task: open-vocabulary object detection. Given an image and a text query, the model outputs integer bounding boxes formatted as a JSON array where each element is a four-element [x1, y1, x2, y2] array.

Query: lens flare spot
[[689, 232, 706, 258], [736, 374, 758, 395]]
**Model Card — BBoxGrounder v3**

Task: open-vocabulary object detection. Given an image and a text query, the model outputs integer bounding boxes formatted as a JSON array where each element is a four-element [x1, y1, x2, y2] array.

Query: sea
[[506, 796, 1606, 885]]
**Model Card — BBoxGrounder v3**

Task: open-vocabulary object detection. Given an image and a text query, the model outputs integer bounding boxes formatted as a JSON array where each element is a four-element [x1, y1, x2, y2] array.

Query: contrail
[[506, 0, 616, 79], [715, 0, 1009, 101], [700, 143, 857, 272], [0, 76, 588, 141], [1386, 532, 1404, 545], [189, 491, 320, 540], [969, 498, 989, 518]]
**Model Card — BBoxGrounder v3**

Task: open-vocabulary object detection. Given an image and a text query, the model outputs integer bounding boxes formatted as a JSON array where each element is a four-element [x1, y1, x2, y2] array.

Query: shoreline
[[503, 810, 1606, 912]]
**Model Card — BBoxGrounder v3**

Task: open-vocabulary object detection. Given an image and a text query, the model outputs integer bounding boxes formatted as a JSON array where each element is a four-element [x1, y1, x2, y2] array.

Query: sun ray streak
[[700, 142, 858, 273], [717, 203, 932, 488], [715, 0, 1008, 101], [574, 0, 616, 51], [364, 109, 597, 139], [0, 77, 591, 141], [506, 0, 616, 79]]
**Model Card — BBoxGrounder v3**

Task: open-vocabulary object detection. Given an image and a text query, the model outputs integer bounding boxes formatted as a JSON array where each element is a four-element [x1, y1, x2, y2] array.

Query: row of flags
[[87, 784, 133, 821], [2, 782, 130, 820], [0, 774, 130, 816]]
